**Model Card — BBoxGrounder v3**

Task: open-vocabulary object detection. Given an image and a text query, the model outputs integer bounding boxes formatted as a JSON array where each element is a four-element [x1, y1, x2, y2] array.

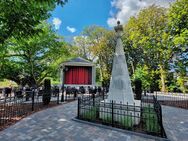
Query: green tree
[[0, 23, 69, 87], [73, 36, 92, 60], [132, 65, 152, 90], [82, 26, 116, 85], [123, 17, 144, 75], [123, 5, 171, 92], [168, 0, 188, 93], [0, 0, 67, 44], [0, 0, 68, 86]]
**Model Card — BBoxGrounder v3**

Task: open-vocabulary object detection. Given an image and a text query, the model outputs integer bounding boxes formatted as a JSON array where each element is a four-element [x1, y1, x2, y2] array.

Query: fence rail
[[77, 94, 167, 138], [143, 92, 188, 109], [0, 91, 60, 131], [0, 86, 105, 131], [153, 95, 166, 138]]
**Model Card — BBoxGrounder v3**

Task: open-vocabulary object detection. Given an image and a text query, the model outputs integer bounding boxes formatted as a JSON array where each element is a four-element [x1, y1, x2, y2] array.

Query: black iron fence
[[144, 92, 188, 109], [77, 94, 166, 138], [0, 90, 60, 130], [0, 86, 105, 130], [153, 96, 166, 138]]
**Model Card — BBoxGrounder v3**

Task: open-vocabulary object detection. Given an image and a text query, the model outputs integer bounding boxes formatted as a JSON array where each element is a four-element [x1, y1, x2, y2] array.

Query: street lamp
[[60, 66, 68, 102]]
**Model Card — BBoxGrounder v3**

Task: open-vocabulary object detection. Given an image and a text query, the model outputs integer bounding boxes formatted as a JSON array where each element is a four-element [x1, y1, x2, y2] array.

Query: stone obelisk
[[100, 21, 140, 124], [107, 21, 135, 105]]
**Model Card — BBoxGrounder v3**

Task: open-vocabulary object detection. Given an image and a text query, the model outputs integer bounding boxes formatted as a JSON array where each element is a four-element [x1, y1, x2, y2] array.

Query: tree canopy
[[0, 0, 187, 92], [167, 0, 188, 92], [0, 23, 69, 87], [0, 0, 67, 44], [73, 1, 187, 92], [81, 26, 116, 85], [123, 5, 171, 91], [0, 0, 69, 87]]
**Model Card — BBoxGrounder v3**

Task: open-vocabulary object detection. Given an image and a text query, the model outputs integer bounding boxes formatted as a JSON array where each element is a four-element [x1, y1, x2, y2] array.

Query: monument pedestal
[[99, 100, 141, 125]]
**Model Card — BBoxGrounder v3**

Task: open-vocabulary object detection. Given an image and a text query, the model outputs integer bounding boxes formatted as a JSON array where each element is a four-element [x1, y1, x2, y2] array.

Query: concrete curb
[[72, 118, 170, 141]]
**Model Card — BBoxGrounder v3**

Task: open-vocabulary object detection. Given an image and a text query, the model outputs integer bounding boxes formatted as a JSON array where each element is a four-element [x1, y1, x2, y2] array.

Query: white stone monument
[[107, 21, 135, 105], [100, 21, 141, 125]]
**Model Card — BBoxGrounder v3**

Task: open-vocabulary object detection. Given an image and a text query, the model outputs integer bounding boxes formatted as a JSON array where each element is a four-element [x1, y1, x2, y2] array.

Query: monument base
[[99, 100, 141, 126]]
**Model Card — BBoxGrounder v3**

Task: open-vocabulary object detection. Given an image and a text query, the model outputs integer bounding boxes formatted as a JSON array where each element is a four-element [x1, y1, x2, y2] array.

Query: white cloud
[[73, 35, 87, 40], [52, 17, 62, 30], [66, 26, 76, 33], [107, 0, 175, 27]]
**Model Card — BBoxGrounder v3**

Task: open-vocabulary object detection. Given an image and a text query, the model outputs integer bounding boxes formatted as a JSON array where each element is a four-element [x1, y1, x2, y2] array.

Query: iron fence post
[[102, 88, 105, 100], [57, 91, 59, 104], [159, 106, 166, 137], [92, 93, 95, 106], [112, 100, 114, 127], [61, 92, 64, 102], [78, 97, 80, 119], [32, 90, 35, 111]]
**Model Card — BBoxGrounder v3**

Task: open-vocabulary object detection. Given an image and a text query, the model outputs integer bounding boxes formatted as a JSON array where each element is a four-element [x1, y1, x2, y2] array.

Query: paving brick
[[0, 101, 169, 141], [162, 106, 188, 141]]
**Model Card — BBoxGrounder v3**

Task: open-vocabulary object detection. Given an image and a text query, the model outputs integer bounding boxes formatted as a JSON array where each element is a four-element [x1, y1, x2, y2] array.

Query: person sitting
[[79, 86, 85, 94], [3, 87, 12, 98], [98, 86, 102, 95]]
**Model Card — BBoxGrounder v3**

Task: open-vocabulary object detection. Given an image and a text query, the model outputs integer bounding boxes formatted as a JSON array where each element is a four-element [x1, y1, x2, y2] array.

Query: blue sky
[[48, 0, 113, 38], [48, 0, 175, 40]]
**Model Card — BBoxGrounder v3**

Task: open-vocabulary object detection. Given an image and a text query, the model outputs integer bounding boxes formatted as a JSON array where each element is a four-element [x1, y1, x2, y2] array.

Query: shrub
[[42, 79, 51, 105], [119, 116, 133, 129], [142, 107, 160, 133], [134, 79, 142, 100], [82, 107, 98, 120]]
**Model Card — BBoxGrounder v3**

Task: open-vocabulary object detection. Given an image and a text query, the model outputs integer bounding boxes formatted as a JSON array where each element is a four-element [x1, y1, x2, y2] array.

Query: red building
[[60, 57, 96, 86]]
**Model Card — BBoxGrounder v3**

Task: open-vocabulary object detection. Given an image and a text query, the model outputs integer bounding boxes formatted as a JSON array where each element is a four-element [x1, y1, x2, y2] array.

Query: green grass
[[101, 114, 133, 129], [81, 107, 98, 121], [102, 115, 112, 123], [120, 116, 133, 128], [80, 105, 162, 136], [81, 106, 134, 129], [142, 107, 161, 133]]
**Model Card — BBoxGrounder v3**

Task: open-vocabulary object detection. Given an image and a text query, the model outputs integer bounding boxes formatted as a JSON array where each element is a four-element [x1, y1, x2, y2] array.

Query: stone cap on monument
[[114, 21, 123, 32]]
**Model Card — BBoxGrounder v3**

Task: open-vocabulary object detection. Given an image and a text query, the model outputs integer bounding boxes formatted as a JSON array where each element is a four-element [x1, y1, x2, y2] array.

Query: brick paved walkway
[[162, 106, 188, 141], [0, 101, 161, 141]]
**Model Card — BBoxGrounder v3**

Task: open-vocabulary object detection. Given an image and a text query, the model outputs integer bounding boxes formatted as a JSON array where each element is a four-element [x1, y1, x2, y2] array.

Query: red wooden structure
[[64, 66, 92, 85], [60, 57, 96, 86]]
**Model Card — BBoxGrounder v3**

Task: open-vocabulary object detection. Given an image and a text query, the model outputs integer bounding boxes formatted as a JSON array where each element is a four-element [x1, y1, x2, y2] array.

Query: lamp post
[[61, 66, 68, 102]]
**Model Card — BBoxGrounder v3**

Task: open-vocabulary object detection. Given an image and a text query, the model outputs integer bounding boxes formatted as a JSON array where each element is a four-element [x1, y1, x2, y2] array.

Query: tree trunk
[[130, 61, 135, 74], [159, 65, 167, 92], [99, 61, 104, 82], [178, 75, 186, 93]]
